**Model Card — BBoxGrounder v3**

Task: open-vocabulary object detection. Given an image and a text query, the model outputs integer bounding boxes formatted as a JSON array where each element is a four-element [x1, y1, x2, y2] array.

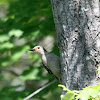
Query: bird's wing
[[42, 63, 58, 80]]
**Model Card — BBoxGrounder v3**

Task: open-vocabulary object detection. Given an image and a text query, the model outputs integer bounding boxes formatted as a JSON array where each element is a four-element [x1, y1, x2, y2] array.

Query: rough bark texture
[[50, 0, 100, 91]]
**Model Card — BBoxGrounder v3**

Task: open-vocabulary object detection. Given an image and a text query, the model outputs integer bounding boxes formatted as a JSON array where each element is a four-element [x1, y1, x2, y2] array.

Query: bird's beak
[[28, 49, 36, 51]]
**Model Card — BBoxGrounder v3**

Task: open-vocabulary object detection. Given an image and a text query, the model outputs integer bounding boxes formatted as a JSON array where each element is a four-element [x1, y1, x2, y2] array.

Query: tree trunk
[[50, 0, 100, 92]]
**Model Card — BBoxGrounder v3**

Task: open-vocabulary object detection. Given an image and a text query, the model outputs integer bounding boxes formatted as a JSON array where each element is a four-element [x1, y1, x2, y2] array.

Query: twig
[[23, 79, 57, 100]]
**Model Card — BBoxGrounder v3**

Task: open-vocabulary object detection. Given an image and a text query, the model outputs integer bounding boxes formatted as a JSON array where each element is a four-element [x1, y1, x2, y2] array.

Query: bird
[[29, 45, 61, 81]]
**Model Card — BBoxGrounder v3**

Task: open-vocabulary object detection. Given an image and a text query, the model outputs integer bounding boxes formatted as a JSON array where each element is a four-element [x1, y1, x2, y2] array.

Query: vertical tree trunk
[[50, 0, 100, 91]]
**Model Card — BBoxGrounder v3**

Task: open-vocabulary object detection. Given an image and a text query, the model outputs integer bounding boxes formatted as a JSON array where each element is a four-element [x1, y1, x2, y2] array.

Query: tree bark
[[50, 0, 100, 92]]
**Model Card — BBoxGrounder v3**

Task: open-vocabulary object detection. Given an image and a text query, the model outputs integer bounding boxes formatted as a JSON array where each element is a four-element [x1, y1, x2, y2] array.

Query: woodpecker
[[29, 46, 61, 81]]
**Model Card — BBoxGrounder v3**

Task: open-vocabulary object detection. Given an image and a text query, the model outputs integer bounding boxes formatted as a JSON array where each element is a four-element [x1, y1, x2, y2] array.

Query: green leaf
[[59, 84, 76, 100], [8, 29, 23, 37], [62, 92, 75, 100], [10, 45, 29, 61], [0, 34, 10, 43], [58, 84, 72, 92], [0, 0, 8, 4], [29, 30, 40, 41], [0, 42, 14, 50], [76, 88, 100, 100], [19, 67, 40, 81], [1, 45, 30, 67]]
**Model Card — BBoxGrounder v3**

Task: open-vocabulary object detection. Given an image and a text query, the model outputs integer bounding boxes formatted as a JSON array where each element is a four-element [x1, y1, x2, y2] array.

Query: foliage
[[58, 85, 76, 100], [59, 66, 100, 100], [0, 0, 61, 100], [59, 83, 100, 100]]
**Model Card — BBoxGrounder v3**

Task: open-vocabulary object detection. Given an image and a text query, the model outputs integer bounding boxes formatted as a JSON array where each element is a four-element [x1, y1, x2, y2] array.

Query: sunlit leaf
[[76, 87, 100, 100], [0, 42, 14, 50], [58, 84, 72, 92], [0, 34, 10, 43], [30, 30, 40, 40], [1, 45, 30, 67], [10, 45, 29, 61], [62, 92, 75, 100], [8, 29, 23, 37], [19, 67, 40, 81]]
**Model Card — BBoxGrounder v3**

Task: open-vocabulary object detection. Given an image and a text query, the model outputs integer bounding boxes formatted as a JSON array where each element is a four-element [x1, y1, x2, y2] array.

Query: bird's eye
[[38, 47, 40, 49]]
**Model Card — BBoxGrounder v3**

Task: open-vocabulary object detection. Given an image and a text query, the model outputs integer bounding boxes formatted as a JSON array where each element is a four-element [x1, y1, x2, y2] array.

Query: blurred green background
[[0, 0, 61, 100]]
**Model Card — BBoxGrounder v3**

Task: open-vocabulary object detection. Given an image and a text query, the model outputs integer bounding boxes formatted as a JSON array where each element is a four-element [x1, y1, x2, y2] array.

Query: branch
[[23, 79, 57, 100]]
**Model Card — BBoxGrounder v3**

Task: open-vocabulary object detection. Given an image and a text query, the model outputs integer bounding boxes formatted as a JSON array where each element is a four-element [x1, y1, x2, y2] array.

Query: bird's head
[[29, 46, 46, 55]]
